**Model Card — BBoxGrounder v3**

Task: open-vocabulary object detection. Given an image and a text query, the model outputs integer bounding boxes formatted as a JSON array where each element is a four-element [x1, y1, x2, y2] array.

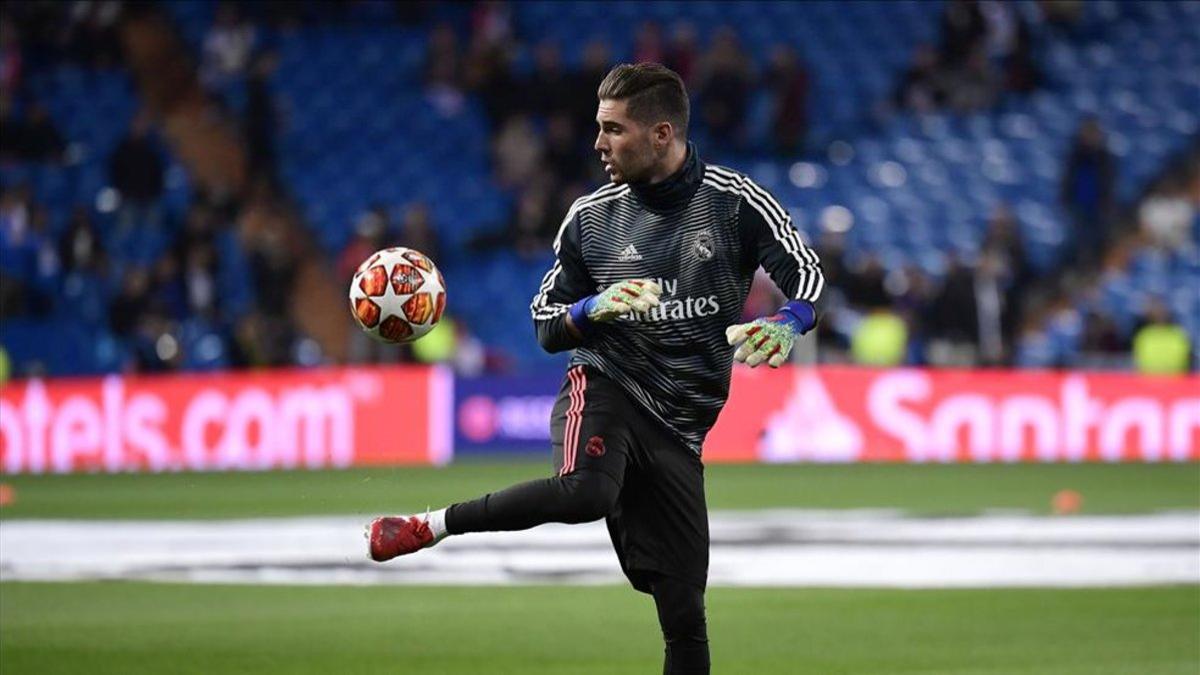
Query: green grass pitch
[[1, 462, 1197, 673], [1, 583, 1197, 674]]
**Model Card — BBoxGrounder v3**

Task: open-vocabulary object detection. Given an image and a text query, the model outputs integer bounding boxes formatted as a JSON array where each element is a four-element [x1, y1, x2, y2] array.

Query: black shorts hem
[[622, 565, 708, 595]]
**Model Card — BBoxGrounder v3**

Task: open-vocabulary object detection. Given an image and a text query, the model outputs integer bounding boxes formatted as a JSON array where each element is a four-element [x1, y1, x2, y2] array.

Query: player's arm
[[530, 211, 662, 352], [727, 179, 824, 367]]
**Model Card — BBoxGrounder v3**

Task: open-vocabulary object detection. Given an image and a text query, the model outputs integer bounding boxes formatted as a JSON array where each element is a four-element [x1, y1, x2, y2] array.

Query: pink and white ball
[[348, 247, 447, 343]]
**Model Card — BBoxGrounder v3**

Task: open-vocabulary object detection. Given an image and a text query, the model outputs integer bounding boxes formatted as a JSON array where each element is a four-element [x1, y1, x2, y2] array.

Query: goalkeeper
[[367, 63, 823, 675]]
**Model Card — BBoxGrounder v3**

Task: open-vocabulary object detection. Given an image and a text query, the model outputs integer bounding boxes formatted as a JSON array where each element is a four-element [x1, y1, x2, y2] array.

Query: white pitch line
[[1, 511, 1197, 588]]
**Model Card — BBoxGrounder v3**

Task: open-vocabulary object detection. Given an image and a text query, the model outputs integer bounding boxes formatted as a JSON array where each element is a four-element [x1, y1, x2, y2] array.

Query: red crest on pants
[[585, 435, 606, 457]]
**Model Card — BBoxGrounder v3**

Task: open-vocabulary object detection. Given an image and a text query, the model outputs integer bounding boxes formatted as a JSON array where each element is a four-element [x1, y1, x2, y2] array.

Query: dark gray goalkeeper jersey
[[530, 144, 824, 455]]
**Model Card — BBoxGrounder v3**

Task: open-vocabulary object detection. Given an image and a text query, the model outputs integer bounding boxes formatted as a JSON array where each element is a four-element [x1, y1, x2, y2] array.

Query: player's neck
[[646, 141, 689, 185]]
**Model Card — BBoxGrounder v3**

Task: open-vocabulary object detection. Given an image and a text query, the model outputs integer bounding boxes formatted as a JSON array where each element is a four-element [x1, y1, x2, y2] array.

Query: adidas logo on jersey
[[617, 244, 643, 262]]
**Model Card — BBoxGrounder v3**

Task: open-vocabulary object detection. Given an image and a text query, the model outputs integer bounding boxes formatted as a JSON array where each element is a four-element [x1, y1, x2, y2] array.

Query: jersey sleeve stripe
[[703, 169, 824, 302]]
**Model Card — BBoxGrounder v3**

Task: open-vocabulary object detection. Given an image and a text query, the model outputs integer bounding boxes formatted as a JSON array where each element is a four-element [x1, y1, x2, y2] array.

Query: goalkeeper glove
[[569, 279, 663, 332], [725, 299, 817, 368]]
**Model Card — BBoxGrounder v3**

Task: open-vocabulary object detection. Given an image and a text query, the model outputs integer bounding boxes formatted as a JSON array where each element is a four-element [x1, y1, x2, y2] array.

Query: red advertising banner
[[3, 365, 1196, 473], [0, 366, 453, 474], [707, 366, 1200, 463]]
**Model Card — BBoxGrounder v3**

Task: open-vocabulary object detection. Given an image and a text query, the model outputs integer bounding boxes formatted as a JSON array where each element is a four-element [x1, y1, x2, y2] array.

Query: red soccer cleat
[[366, 515, 438, 562]]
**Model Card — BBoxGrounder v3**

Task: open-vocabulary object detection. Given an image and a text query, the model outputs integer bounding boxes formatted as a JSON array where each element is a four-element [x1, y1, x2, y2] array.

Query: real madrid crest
[[693, 230, 714, 261]]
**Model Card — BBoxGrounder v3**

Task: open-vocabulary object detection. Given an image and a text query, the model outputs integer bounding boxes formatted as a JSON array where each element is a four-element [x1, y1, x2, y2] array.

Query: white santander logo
[[867, 371, 1200, 462], [760, 370, 864, 462]]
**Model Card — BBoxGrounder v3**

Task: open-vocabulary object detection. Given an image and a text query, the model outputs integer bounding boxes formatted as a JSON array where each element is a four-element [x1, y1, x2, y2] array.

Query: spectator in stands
[[0, 15, 21, 96], [466, 37, 521, 125], [58, 206, 105, 275], [982, 204, 1031, 342], [1131, 301, 1191, 374], [397, 202, 441, 263], [243, 51, 279, 186], [940, 0, 987, 68], [109, 111, 165, 232], [470, 0, 513, 52], [150, 252, 188, 321], [568, 39, 612, 135], [1060, 117, 1116, 268], [664, 22, 699, 87], [528, 41, 571, 119], [947, 46, 1000, 112], [13, 101, 65, 162], [1139, 174, 1196, 249], [543, 112, 585, 184], [894, 45, 946, 113], [696, 27, 753, 149], [633, 21, 664, 65], [182, 243, 218, 318], [926, 257, 982, 365], [1079, 308, 1128, 362], [0, 94, 20, 159], [201, 2, 257, 87], [110, 267, 151, 337], [62, 0, 124, 68], [764, 45, 810, 156], [1000, 12, 1040, 93], [336, 205, 390, 288], [425, 23, 463, 91], [492, 114, 543, 189], [841, 254, 890, 310], [509, 182, 555, 259], [424, 23, 465, 115]]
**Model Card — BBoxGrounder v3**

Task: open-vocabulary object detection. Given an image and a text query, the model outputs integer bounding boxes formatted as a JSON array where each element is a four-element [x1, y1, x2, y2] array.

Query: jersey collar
[[628, 142, 705, 213]]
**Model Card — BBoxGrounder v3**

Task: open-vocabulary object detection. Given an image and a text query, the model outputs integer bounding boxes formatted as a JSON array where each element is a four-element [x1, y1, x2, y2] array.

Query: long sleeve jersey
[[530, 144, 824, 455]]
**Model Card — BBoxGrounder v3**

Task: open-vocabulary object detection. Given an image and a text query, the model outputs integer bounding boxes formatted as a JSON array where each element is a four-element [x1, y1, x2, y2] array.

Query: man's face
[[594, 99, 659, 184]]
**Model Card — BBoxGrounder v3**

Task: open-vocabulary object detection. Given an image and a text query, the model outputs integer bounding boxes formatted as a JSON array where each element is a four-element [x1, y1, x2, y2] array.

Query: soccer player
[[367, 63, 823, 674]]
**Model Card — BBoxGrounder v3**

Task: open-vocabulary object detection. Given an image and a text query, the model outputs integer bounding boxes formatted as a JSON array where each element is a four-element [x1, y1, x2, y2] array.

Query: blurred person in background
[[243, 51, 280, 186], [764, 45, 810, 157], [339, 206, 391, 364], [663, 22, 699, 87], [893, 45, 947, 113], [397, 201, 442, 264], [201, 1, 256, 87], [633, 21, 664, 65], [528, 41, 571, 120], [981, 204, 1031, 347], [1132, 300, 1191, 375], [695, 27, 753, 150], [1139, 173, 1196, 250], [6, 100, 65, 162], [58, 205, 106, 276], [926, 256, 982, 366], [108, 111, 165, 233], [1061, 117, 1116, 268]]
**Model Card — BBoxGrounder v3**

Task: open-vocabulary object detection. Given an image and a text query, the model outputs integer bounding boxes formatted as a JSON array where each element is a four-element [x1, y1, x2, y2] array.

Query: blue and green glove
[[569, 279, 663, 332], [725, 300, 817, 368]]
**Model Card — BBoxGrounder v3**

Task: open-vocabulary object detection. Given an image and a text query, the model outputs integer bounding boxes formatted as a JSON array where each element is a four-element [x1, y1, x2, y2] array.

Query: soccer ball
[[348, 246, 447, 343]]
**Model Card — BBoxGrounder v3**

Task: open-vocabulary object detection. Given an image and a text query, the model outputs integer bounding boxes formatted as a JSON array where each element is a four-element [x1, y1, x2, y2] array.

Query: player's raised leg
[[367, 365, 629, 562]]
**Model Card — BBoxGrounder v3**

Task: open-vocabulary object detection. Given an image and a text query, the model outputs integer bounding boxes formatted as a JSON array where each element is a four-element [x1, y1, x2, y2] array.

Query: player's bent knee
[[559, 469, 620, 522]]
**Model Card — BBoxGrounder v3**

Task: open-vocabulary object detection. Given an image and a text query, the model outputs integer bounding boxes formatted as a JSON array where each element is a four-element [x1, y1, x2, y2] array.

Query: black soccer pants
[[444, 366, 710, 674]]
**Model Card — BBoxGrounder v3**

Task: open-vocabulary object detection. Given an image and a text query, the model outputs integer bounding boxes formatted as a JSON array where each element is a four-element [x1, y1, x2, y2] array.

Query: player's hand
[[585, 279, 662, 322], [725, 300, 817, 368]]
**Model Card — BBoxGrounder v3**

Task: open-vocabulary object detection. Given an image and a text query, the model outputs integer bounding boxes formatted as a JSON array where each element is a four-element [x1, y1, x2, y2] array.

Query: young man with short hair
[[368, 62, 824, 674]]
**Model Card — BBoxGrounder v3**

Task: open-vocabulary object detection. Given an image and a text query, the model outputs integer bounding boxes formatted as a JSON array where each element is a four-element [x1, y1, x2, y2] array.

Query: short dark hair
[[597, 63, 689, 138]]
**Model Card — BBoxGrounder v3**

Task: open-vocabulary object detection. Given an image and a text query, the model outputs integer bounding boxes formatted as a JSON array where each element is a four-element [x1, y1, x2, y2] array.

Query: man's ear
[[653, 121, 673, 149]]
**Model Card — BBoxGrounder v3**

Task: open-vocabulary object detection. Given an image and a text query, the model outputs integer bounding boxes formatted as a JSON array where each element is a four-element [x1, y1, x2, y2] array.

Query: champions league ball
[[348, 247, 447, 343]]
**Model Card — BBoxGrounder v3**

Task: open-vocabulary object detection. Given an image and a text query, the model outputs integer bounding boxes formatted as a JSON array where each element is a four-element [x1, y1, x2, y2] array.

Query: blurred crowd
[[421, 3, 814, 259], [1, 0, 1196, 378]]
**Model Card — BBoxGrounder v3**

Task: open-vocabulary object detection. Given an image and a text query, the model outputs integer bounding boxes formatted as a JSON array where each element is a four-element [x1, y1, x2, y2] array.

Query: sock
[[426, 507, 449, 540]]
